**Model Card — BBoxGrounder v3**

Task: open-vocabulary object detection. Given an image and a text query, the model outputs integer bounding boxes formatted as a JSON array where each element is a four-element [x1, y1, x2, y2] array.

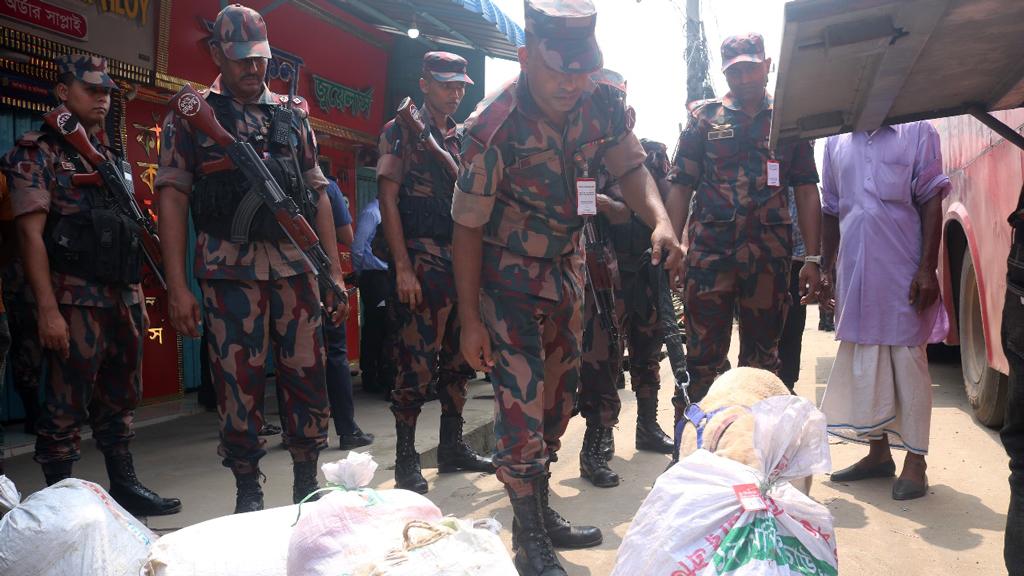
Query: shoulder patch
[[687, 98, 720, 115], [464, 80, 518, 150], [272, 92, 311, 117]]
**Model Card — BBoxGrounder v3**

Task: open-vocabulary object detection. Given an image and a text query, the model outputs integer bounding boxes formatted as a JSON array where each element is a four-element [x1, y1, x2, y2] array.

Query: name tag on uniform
[[767, 160, 780, 186], [577, 178, 597, 216], [708, 129, 734, 141]]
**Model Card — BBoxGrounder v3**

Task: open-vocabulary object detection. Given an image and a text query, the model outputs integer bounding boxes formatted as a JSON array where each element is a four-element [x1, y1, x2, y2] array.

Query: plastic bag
[[145, 503, 301, 576], [354, 518, 518, 576], [286, 452, 443, 576], [613, 396, 838, 576], [0, 476, 156, 576]]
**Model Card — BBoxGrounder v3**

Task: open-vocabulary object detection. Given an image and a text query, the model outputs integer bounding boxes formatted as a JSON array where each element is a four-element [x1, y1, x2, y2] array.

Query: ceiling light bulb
[[407, 26, 420, 39]]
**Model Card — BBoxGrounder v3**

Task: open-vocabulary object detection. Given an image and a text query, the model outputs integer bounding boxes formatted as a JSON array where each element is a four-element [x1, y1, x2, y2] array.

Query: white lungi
[[820, 342, 933, 455]]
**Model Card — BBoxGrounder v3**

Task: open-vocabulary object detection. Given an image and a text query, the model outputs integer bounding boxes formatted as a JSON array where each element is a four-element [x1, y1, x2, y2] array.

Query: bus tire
[[958, 247, 1007, 428]]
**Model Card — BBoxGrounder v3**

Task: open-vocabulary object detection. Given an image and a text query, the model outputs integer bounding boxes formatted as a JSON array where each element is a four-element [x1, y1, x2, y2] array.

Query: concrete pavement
[[0, 305, 1011, 574]]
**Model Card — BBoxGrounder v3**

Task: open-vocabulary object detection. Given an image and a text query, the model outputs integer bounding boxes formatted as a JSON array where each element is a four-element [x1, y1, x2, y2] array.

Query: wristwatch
[[804, 255, 822, 266]]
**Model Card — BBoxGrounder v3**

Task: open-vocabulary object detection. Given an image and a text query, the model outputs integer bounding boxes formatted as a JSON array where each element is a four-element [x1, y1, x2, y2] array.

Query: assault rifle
[[646, 251, 691, 462], [583, 219, 621, 369], [43, 106, 165, 289], [395, 97, 459, 181], [167, 85, 347, 305]]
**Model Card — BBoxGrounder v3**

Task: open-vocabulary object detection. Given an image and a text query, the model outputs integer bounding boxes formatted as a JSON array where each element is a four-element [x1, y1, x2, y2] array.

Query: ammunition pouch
[[45, 209, 142, 285], [191, 157, 317, 243], [398, 194, 453, 242]]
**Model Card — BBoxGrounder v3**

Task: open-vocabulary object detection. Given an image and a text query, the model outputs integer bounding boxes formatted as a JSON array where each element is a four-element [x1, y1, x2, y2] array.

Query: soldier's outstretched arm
[[452, 222, 492, 372], [16, 212, 69, 359], [665, 182, 693, 243], [158, 185, 201, 338], [618, 166, 682, 271], [313, 189, 348, 324], [378, 176, 421, 307]]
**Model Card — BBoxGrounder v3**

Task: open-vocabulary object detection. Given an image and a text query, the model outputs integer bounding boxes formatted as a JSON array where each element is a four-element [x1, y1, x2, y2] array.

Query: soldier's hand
[[324, 274, 350, 326], [460, 319, 494, 373], [168, 286, 202, 338], [396, 264, 423, 308], [909, 267, 939, 313], [817, 272, 836, 313], [38, 307, 70, 361], [799, 262, 822, 304], [650, 224, 683, 272]]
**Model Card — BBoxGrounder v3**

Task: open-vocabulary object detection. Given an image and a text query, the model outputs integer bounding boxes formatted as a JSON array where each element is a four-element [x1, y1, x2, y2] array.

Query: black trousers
[[1002, 239, 1024, 575], [357, 269, 393, 393], [778, 262, 807, 389]]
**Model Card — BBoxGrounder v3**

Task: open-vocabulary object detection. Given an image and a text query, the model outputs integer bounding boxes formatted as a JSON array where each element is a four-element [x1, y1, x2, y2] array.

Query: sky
[[484, 0, 791, 148]]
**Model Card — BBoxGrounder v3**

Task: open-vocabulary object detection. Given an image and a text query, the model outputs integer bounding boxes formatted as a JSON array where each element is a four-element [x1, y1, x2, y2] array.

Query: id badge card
[[733, 483, 768, 512], [766, 160, 780, 187], [577, 178, 597, 216]]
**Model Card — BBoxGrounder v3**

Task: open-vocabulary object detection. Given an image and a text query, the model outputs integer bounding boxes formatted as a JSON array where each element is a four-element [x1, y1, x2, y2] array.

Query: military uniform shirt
[[155, 76, 328, 281], [376, 104, 460, 262], [1, 130, 140, 307], [452, 75, 647, 301], [669, 94, 818, 266]]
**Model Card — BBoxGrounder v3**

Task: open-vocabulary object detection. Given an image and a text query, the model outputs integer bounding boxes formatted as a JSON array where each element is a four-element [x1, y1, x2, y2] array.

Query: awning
[[771, 0, 1024, 146], [332, 0, 525, 60]]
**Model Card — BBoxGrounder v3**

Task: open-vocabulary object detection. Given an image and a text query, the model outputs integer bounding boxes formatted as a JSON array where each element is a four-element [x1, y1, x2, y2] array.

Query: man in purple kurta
[[820, 121, 950, 501]]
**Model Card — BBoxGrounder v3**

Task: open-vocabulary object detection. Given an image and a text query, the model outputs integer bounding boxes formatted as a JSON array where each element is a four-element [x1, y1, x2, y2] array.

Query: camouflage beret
[[721, 33, 765, 72], [423, 52, 474, 84], [213, 4, 271, 61], [56, 54, 117, 90], [525, 0, 603, 74]]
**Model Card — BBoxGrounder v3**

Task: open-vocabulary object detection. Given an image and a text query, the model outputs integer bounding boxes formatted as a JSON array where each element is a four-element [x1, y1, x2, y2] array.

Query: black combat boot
[[509, 485, 567, 576], [635, 397, 674, 454], [233, 468, 265, 514], [395, 420, 428, 494], [541, 473, 603, 548], [293, 460, 321, 504], [104, 452, 182, 516], [437, 415, 495, 473], [41, 460, 73, 486], [579, 424, 620, 488], [599, 428, 615, 461]]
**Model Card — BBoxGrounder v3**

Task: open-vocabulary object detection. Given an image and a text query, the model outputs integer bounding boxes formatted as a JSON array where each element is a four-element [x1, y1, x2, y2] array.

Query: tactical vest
[[397, 124, 456, 243], [41, 129, 142, 285], [190, 94, 317, 243]]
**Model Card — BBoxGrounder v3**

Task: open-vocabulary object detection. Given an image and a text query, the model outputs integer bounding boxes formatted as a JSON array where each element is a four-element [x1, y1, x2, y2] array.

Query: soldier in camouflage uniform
[[452, 2, 682, 573], [667, 34, 821, 420], [377, 52, 493, 495], [157, 4, 346, 514], [0, 54, 181, 516], [578, 137, 679, 488], [0, 175, 11, 476]]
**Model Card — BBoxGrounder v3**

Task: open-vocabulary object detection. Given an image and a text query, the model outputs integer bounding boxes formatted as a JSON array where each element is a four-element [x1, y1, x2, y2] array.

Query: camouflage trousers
[[200, 274, 329, 473], [34, 301, 143, 464], [390, 250, 471, 427], [674, 256, 791, 416], [580, 262, 665, 427], [5, 291, 43, 398], [0, 310, 10, 472], [483, 273, 582, 498]]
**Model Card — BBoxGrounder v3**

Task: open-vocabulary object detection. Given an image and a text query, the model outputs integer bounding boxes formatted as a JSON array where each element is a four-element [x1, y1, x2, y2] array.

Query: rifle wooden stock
[[167, 84, 348, 304], [396, 97, 459, 180], [42, 106, 166, 289]]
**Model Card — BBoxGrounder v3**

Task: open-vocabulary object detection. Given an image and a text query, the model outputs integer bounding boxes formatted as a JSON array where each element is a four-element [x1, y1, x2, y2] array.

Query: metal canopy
[[334, 0, 525, 60], [771, 0, 1024, 146]]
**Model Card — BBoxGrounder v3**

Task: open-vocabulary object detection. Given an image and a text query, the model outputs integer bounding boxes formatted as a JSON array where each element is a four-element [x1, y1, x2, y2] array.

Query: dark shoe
[[892, 476, 929, 500], [635, 397, 674, 454], [105, 452, 182, 516], [293, 460, 321, 504], [541, 473, 603, 548], [41, 460, 73, 486], [580, 425, 620, 488], [339, 427, 375, 450], [599, 428, 615, 461], [508, 486, 567, 576], [395, 420, 428, 494], [437, 415, 495, 473], [829, 459, 897, 482], [258, 423, 282, 436], [233, 469, 265, 514]]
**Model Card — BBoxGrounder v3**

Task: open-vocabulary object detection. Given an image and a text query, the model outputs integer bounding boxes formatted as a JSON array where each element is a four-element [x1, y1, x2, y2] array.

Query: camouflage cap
[[721, 33, 765, 72], [525, 0, 603, 74], [422, 52, 474, 84], [591, 68, 626, 93], [56, 54, 117, 90], [212, 4, 271, 61]]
